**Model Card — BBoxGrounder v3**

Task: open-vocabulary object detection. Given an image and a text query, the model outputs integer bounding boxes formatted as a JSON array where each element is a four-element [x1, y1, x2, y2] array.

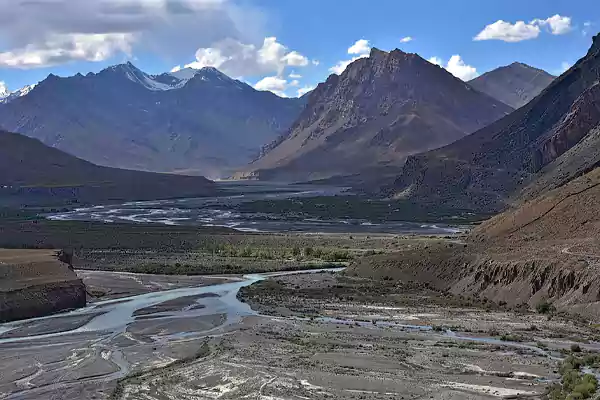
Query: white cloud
[[329, 39, 372, 75], [0, 81, 8, 97], [0, 33, 135, 69], [348, 39, 371, 55], [474, 14, 572, 43], [330, 59, 355, 75], [183, 36, 310, 78], [297, 85, 315, 97], [533, 15, 572, 35], [474, 20, 540, 42], [400, 36, 413, 43], [560, 61, 572, 73], [446, 55, 478, 80], [428, 56, 443, 66], [170, 65, 182, 73], [428, 55, 479, 81], [289, 80, 300, 87], [289, 72, 302, 79], [0, 0, 265, 68], [254, 75, 288, 96], [281, 51, 309, 67], [312, 59, 320, 66]]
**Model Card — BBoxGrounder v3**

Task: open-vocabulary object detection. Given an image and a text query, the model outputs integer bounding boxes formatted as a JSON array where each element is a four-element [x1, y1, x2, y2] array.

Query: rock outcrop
[[0, 249, 86, 323]]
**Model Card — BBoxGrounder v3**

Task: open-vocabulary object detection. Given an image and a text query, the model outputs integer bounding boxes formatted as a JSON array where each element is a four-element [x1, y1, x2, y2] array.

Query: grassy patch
[[548, 355, 599, 400]]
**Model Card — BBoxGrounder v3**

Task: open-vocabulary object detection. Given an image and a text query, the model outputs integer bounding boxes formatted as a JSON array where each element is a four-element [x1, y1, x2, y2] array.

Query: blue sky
[[0, 0, 598, 97]]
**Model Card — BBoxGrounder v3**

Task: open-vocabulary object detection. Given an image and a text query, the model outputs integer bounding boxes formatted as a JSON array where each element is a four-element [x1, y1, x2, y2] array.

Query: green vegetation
[[549, 355, 600, 400], [537, 300, 557, 314], [234, 196, 492, 224], [112, 261, 345, 276]]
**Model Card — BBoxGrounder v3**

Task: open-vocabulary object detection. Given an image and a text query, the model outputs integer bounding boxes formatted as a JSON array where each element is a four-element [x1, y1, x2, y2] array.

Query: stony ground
[[113, 271, 600, 400]]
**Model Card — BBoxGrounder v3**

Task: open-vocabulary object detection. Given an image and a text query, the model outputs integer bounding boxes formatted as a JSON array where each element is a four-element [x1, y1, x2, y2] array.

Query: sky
[[0, 0, 598, 98]]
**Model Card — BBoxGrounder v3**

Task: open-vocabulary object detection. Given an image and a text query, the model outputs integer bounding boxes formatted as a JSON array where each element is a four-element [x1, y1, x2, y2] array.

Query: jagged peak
[[107, 61, 144, 74], [369, 47, 388, 57], [589, 32, 600, 55]]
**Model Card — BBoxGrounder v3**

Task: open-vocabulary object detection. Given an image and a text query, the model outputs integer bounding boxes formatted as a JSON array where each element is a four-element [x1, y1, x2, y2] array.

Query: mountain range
[[391, 33, 600, 214], [0, 63, 304, 178], [239, 48, 514, 182], [0, 46, 561, 197]]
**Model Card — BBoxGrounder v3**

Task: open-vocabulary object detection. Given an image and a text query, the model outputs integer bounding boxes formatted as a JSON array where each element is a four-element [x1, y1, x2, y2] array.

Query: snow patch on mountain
[[0, 83, 37, 104]]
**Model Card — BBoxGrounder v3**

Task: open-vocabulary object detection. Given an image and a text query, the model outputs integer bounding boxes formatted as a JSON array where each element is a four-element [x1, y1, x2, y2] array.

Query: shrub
[[536, 301, 556, 314]]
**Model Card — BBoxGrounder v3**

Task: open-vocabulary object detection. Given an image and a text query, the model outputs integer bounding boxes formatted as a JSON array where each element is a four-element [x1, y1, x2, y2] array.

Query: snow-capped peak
[[109, 62, 178, 92], [0, 83, 37, 104], [0, 83, 9, 99]]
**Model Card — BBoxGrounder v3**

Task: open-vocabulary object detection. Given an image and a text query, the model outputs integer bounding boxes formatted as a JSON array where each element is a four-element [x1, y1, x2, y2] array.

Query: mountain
[[469, 63, 555, 109], [390, 34, 600, 213], [240, 48, 513, 182], [0, 84, 36, 104], [0, 63, 304, 178], [0, 130, 217, 204]]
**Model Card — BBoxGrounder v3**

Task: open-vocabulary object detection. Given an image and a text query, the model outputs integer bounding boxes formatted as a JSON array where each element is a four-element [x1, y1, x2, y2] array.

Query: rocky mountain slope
[[0, 130, 217, 204], [0, 64, 303, 177], [391, 34, 600, 213], [469, 63, 555, 109], [240, 48, 512, 182]]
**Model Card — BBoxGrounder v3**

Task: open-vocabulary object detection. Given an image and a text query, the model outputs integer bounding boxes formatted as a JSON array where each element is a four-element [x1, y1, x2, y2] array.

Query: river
[[46, 182, 463, 234]]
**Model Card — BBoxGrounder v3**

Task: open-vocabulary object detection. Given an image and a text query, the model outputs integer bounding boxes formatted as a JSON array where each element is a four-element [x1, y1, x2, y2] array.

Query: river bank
[[2, 267, 599, 399]]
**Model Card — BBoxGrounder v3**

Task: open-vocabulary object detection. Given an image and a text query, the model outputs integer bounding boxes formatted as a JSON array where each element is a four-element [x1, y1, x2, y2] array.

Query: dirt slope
[[0, 249, 86, 322]]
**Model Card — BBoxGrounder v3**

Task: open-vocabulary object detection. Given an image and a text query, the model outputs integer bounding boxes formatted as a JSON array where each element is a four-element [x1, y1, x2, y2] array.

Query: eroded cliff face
[[348, 242, 600, 320], [0, 249, 86, 323]]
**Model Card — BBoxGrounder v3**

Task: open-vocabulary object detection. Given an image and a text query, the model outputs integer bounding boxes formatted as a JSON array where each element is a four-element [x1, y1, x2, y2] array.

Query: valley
[[0, 7, 599, 400], [2, 249, 599, 400]]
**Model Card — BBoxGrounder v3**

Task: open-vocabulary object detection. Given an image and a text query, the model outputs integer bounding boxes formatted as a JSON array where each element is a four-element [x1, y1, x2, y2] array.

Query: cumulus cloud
[[329, 39, 371, 75], [348, 39, 371, 55], [474, 20, 541, 42], [281, 51, 309, 67], [0, 33, 135, 69], [400, 36, 413, 43], [533, 15, 572, 35], [183, 36, 310, 78], [474, 14, 572, 42], [428, 57, 443, 66], [0, 0, 264, 68], [428, 55, 479, 81], [254, 75, 289, 97], [289, 72, 302, 79], [297, 85, 315, 97], [254, 76, 314, 98]]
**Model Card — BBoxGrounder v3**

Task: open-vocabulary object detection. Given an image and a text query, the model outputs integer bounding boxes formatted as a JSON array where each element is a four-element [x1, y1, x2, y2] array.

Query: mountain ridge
[[0, 63, 304, 178], [468, 62, 555, 108], [0, 130, 217, 205], [390, 33, 600, 213], [240, 47, 512, 182]]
